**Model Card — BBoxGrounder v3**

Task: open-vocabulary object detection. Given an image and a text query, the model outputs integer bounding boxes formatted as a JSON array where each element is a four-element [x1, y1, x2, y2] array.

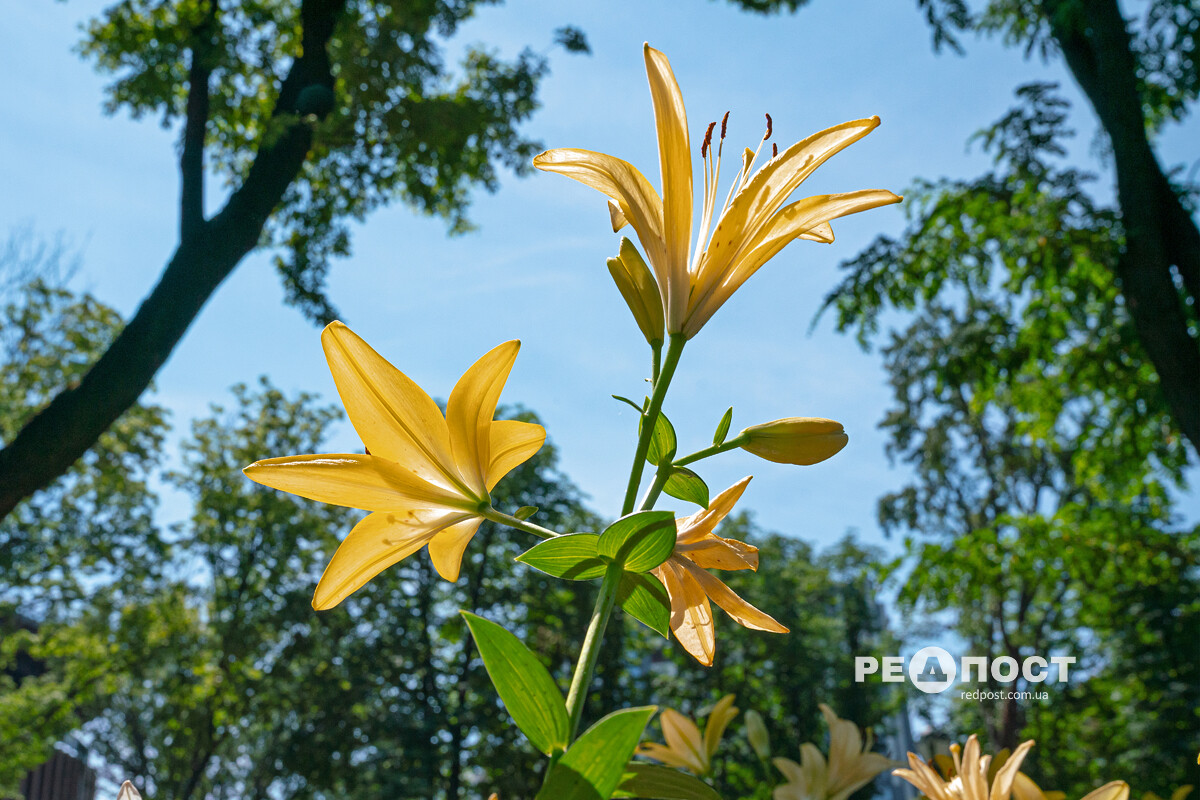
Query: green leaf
[[517, 534, 607, 580], [663, 468, 709, 508], [642, 412, 677, 466], [460, 612, 569, 755], [713, 407, 733, 445], [613, 394, 646, 414], [617, 573, 670, 638], [613, 764, 723, 799], [598, 511, 676, 573], [515, 506, 538, 521], [536, 707, 657, 800]]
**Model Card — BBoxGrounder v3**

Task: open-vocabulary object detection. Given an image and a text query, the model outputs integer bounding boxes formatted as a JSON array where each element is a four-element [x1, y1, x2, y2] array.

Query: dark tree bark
[[1043, 0, 1200, 453], [0, 0, 347, 524]]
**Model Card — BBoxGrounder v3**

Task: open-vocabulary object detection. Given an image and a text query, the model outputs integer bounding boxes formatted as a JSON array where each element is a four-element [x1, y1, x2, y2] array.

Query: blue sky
[[4, 0, 1197, 552]]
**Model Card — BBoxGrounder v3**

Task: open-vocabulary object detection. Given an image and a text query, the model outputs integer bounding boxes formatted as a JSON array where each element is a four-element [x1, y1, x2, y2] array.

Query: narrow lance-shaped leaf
[[663, 468, 709, 508], [536, 706, 658, 800], [643, 411, 678, 466], [713, 407, 733, 445], [613, 764, 723, 800], [461, 612, 569, 755], [598, 511, 676, 573], [515, 505, 538, 520], [517, 534, 608, 580]]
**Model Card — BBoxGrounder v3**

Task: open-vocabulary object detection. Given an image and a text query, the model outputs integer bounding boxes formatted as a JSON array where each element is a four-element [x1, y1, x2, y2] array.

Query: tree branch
[[180, 2, 217, 241], [1043, 0, 1200, 453], [0, 0, 347, 526]]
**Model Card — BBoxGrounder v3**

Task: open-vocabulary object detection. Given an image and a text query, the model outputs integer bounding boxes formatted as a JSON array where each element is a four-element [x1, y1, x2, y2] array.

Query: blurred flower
[[638, 694, 739, 776], [1141, 789, 1193, 800], [895, 736, 1129, 800], [651, 477, 787, 666], [774, 704, 895, 800], [738, 418, 848, 465], [534, 43, 900, 340], [608, 236, 665, 347], [244, 322, 544, 609], [746, 709, 772, 761], [116, 782, 142, 800]]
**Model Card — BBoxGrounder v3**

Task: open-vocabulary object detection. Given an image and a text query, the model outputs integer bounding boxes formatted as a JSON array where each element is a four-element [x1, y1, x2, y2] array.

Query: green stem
[[621, 333, 685, 515], [481, 508, 562, 540], [562, 559, 624, 741], [651, 341, 663, 384], [638, 465, 671, 511], [672, 434, 746, 468]]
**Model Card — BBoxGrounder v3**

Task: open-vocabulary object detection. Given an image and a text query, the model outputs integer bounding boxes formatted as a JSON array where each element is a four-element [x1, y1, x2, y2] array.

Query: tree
[[719, 0, 1200, 455], [822, 85, 1200, 795], [0, 0, 587, 523]]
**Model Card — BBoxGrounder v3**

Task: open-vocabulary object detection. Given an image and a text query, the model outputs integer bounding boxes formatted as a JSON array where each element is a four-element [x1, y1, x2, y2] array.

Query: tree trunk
[[1044, 0, 1200, 453], [0, 0, 346, 526]]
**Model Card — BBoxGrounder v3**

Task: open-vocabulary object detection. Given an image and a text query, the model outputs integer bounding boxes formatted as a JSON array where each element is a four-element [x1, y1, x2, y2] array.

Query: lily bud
[[607, 237, 665, 346], [745, 710, 771, 761], [737, 417, 847, 465]]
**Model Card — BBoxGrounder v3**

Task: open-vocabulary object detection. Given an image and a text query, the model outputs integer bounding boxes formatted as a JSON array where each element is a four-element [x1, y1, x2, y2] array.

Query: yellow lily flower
[[638, 694, 739, 776], [534, 43, 901, 340], [773, 705, 896, 800], [651, 477, 787, 666], [243, 321, 545, 609], [894, 737, 1129, 800]]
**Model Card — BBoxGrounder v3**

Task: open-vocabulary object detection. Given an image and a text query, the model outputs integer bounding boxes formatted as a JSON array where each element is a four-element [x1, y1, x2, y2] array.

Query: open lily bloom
[[774, 705, 895, 800], [244, 322, 545, 609], [898, 737, 1129, 800], [534, 44, 901, 339], [638, 694, 739, 776], [651, 477, 787, 666]]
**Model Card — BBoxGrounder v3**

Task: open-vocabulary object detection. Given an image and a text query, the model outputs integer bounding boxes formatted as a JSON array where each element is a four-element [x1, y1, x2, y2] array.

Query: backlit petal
[[644, 44, 692, 329], [1079, 784, 1130, 800], [427, 517, 485, 582], [313, 509, 471, 609], [990, 741, 1035, 800], [659, 562, 716, 666], [320, 322, 457, 487], [637, 742, 698, 771], [487, 419, 546, 490], [683, 561, 788, 633], [703, 694, 738, 759], [533, 148, 667, 283], [676, 535, 759, 571], [446, 341, 520, 499], [676, 476, 753, 543], [661, 708, 707, 773], [244, 453, 467, 512]]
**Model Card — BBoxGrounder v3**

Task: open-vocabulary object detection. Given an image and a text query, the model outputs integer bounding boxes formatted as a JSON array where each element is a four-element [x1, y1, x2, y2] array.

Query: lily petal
[[676, 535, 759, 570], [313, 509, 471, 609], [683, 560, 788, 633], [1079, 784, 1130, 800], [661, 708, 708, 773], [659, 562, 716, 666], [487, 419, 546, 490], [446, 341, 520, 499], [637, 742, 700, 771], [703, 694, 738, 759], [990, 741, 1036, 800], [321, 322, 458, 486], [533, 148, 667, 285], [644, 43, 692, 329], [676, 476, 753, 544], [427, 517, 485, 582], [244, 453, 467, 511]]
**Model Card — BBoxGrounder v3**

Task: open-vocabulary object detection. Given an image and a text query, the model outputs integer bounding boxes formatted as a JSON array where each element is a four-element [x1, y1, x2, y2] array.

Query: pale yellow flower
[[244, 322, 545, 609], [895, 736, 1128, 800], [746, 709, 773, 761], [638, 694, 739, 776], [1141, 789, 1194, 800], [534, 44, 900, 340], [651, 477, 787, 666], [774, 705, 895, 800]]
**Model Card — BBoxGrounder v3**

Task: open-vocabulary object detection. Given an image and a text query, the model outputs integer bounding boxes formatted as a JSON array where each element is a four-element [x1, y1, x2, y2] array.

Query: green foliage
[[644, 411, 678, 466], [615, 573, 672, 639], [822, 83, 1200, 794], [519, 534, 609, 580], [76, 0, 570, 322], [537, 707, 656, 800], [462, 612, 570, 756], [712, 408, 733, 447], [598, 511, 676, 574], [663, 467, 710, 509], [615, 764, 723, 800]]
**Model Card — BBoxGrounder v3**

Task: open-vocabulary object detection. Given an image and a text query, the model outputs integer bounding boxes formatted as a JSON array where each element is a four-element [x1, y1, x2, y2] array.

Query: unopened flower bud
[[745, 710, 771, 761], [737, 417, 848, 465], [607, 237, 665, 346]]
